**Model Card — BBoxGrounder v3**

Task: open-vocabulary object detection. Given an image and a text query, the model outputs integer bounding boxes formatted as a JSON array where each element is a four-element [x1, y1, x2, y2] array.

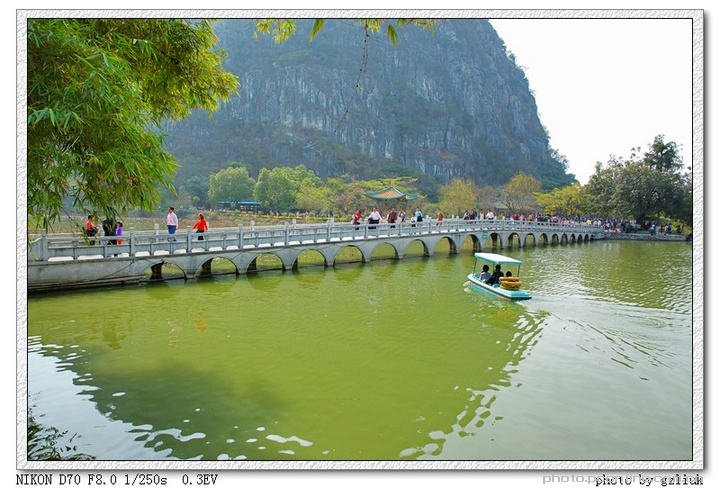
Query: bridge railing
[[27, 218, 600, 262]]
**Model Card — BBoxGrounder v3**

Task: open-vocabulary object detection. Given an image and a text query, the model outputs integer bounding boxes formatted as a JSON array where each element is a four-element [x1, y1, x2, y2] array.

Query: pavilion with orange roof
[[364, 186, 419, 205]]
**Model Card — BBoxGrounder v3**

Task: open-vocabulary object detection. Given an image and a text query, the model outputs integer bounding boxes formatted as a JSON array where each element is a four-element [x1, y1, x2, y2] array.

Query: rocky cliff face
[[165, 19, 574, 189]]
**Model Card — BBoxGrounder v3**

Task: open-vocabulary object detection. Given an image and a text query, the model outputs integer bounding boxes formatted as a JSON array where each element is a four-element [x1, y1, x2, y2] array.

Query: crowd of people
[[601, 217, 685, 235], [83, 206, 209, 248], [84, 215, 123, 246], [347, 206, 587, 227], [351, 206, 424, 227], [83, 204, 685, 249]]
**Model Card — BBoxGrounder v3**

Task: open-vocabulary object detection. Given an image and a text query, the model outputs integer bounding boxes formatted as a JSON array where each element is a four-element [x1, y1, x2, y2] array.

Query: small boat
[[467, 252, 531, 300]]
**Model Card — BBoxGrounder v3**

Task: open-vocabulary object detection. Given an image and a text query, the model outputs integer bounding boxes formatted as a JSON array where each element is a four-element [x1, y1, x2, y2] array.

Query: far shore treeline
[[50, 132, 690, 237], [163, 133, 691, 229]]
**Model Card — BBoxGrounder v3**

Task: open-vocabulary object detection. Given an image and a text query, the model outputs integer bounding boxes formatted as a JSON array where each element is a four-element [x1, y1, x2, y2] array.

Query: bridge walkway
[[27, 218, 604, 292]]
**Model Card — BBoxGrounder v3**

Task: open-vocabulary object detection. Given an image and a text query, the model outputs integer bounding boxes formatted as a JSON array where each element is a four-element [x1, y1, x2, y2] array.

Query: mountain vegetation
[[163, 19, 576, 196]]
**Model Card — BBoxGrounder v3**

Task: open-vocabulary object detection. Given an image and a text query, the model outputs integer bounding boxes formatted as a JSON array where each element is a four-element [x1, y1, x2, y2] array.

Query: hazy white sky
[[490, 16, 695, 184]]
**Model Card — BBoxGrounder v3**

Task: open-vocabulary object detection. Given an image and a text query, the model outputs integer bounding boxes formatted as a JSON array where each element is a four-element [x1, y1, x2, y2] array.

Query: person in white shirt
[[167, 206, 179, 240], [368, 207, 381, 229]]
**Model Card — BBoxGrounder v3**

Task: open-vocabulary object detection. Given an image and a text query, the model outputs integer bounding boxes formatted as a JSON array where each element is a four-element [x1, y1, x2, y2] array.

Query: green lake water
[[25, 239, 695, 462]]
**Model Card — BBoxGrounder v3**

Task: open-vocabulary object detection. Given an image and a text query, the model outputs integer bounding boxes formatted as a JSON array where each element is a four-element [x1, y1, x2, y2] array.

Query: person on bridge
[[368, 207, 381, 229], [103, 217, 117, 245], [387, 207, 397, 228], [85, 215, 98, 244], [167, 207, 178, 240], [192, 213, 209, 240], [351, 210, 362, 227]]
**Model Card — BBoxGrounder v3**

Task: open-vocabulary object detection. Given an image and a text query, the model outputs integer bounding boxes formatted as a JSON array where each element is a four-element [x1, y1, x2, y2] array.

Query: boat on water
[[467, 252, 532, 300]]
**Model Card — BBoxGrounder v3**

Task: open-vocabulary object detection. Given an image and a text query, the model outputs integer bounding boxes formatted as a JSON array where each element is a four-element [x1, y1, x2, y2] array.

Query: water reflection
[[401, 298, 547, 459], [26, 241, 693, 461]]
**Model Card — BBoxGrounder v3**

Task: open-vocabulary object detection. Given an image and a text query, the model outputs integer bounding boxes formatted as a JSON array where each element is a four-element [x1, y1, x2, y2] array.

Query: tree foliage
[[642, 134, 683, 172], [180, 175, 211, 208], [438, 179, 479, 217], [613, 161, 685, 224], [499, 173, 541, 214], [295, 183, 334, 216], [27, 18, 239, 231], [208, 166, 256, 206], [535, 183, 585, 219], [254, 165, 322, 213], [254, 18, 439, 47], [582, 135, 690, 225], [583, 160, 622, 217]]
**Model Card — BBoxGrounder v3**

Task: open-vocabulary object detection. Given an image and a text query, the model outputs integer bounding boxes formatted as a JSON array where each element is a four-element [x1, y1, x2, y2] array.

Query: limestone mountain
[[164, 19, 576, 190]]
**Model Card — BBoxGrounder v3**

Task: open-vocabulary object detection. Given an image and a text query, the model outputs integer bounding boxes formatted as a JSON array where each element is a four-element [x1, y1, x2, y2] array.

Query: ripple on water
[[26, 240, 692, 461]]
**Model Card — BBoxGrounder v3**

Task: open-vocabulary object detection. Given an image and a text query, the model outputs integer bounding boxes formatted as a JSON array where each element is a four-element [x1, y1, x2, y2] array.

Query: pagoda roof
[[364, 186, 418, 201]]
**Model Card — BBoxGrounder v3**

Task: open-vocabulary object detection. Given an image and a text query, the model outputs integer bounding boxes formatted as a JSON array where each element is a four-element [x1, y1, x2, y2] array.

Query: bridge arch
[[246, 252, 285, 273], [370, 242, 400, 261], [431, 235, 458, 255], [194, 256, 239, 277], [332, 244, 366, 265], [487, 232, 504, 249], [397, 238, 430, 258], [506, 232, 522, 248], [142, 260, 188, 280], [459, 233, 483, 252], [292, 249, 329, 270]]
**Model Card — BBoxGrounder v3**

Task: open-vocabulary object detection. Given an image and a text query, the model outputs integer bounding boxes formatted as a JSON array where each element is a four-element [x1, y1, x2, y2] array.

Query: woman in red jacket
[[192, 213, 209, 240]]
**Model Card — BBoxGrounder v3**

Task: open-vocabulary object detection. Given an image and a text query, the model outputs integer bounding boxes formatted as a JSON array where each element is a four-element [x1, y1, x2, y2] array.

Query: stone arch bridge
[[27, 219, 604, 292]]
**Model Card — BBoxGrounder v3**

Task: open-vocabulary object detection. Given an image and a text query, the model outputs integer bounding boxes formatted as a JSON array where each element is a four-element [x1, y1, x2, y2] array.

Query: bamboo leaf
[[386, 24, 398, 47], [309, 19, 324, 42]]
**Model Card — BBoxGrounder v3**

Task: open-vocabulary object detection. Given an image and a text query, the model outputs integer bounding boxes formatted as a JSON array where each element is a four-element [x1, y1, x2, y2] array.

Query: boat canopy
[[474, 252, 523, 265]]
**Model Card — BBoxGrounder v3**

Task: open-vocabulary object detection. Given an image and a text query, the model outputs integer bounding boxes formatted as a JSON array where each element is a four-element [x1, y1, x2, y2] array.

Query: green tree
[[254, 165, 322, 213], [500, 173, 541, 214], [438, 179, 479, 217], [535, 183, 585, 220], [642, 134, 684, 173], [27, 18, 239, 231], [584, 136, 690, 226], [669, 172, 693, 225], [327, 178, 366, 217], [584, 160, 622, 217], [613, 161, 684, 224], [295, 182, 334, 216], [208, 166, 256, 207], [180, 175, 211, 208]]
